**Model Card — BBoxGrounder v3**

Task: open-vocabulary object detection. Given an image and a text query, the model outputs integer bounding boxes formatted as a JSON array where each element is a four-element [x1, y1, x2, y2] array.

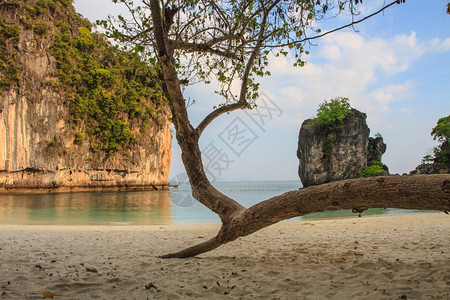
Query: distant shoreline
[[0, 184, 168, 195]]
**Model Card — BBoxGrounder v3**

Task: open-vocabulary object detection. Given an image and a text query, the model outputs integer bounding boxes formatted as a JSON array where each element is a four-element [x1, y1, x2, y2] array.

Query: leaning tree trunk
[[147, 0, 450, 259], [161, 174, 450, 258]]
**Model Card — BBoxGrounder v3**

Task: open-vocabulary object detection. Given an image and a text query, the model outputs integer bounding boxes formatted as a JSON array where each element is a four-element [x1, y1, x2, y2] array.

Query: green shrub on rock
[[359, 161, 384, 178], [313, 97, 351, 131], [306, 97, 352, 160]]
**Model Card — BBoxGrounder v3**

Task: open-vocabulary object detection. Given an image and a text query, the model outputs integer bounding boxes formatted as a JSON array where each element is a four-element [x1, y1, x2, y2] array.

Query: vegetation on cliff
[[0, 13, 20, 90], [306, 97, 352, 160], [311, 97, 352, 131], [50, 24, 165, 154], [359, 161, 384, 178], [0, 0, 166, 155], [1, 0, 72, 91], [422, 115, 450, 165]]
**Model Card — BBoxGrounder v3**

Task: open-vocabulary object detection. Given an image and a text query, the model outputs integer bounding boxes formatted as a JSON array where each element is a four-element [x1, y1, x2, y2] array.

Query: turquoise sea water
[[0, 181, 428, 225]]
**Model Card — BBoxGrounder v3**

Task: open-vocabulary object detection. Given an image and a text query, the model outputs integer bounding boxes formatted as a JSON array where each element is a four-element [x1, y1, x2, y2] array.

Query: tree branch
[[264, 0, 402, 49], [171, 40, 239, 60], [196, 1, 282, 136], [149, 0, 169, 58], [161, 175, 450, 258], [233, 174, 450, 238], [196, 102, 248, 136]]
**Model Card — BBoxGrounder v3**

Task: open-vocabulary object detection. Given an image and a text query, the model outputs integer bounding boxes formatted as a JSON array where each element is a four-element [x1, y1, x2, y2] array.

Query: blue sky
[[74, 0, 450, 182]]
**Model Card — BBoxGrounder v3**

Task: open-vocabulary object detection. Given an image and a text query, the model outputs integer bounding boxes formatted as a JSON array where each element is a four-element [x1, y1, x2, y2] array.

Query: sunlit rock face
[[0, 1, 171, 193], [297, 109, 387, 188]]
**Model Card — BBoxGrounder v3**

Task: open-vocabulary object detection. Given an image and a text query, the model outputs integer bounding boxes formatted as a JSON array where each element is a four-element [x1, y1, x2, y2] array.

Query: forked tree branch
[[196, 0, 281, 136], [143, 1, 449, 261]]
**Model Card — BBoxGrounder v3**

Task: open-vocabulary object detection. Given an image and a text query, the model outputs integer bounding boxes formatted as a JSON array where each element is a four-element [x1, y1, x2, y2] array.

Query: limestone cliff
[[0, 0, 171, 193], [297, 109, 387, 187], [410, 163, 450, 175]]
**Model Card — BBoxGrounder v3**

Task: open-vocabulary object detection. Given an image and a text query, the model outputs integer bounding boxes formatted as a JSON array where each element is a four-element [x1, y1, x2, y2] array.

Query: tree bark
[[147, 0, 450, 259], [161, 174, 450, 258], [149, 0, 245, 223]]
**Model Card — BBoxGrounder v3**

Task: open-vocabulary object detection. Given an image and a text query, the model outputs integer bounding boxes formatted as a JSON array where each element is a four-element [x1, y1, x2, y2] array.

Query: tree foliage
[[432, 115, 450, 142], [101, 1, 397, 114], [429, 115, 450, 164], [310, 97, 351, 131], [305, 97, 351, 159]]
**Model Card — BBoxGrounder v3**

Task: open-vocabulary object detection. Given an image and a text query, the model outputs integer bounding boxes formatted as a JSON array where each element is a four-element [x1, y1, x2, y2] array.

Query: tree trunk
[[161, 174, 450, 258], [148, 0, 450, 259], [149, 0, 245, 224]]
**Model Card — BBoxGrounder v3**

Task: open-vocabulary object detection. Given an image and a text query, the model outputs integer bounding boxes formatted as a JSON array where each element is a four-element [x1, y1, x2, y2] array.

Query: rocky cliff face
[[297, 109, 386, 187], [0, 0, 171, 193], [410, 163, 450, 175], [367, 136, 386, 165]]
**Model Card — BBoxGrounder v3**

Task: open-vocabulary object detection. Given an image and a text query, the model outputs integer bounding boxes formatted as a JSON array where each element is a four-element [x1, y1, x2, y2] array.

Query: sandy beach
[[0, 213, 449, 299]]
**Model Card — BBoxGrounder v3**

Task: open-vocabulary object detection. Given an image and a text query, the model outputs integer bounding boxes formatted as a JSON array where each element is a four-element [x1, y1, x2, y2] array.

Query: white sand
[[0, 213, 449, 299]]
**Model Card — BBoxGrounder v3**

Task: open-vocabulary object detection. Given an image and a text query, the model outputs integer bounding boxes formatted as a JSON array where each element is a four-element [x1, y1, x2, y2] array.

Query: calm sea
[[0, 181, 424, 225]]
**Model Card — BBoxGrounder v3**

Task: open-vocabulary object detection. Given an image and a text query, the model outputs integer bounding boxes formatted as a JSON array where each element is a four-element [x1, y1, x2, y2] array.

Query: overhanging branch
[[265, 0, 402, 49], [229, 174, 450, 240], [195, 1, 280, 136], [171, 40, 239, 60]]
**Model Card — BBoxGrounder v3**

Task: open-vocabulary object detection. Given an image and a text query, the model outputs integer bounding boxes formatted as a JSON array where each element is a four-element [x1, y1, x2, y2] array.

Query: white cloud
[[74, 0, 127, 22], [430, 37, 450, 53], [320, 32, 425, 75], [320, 45, 341, 60], [257, 31, 431, 132], [357, 0, 390, 16], [368, 81, 415, 111], [400, 107, 412, 114]]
